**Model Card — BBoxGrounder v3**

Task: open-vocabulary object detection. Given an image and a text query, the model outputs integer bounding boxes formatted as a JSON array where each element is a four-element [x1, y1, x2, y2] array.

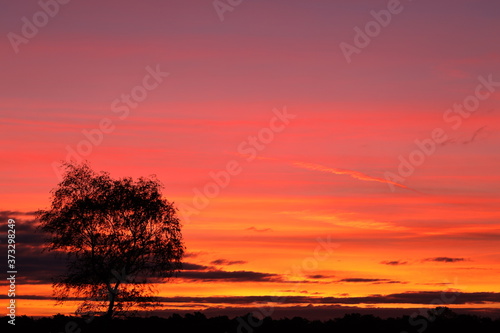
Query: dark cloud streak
[[210, 259, 247, 266], [424, 257, 467, 263], [5, 291, 500, 306]]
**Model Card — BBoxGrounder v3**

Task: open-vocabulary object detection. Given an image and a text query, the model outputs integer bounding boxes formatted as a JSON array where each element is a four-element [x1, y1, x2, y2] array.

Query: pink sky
[[1, 0, 500, 318]]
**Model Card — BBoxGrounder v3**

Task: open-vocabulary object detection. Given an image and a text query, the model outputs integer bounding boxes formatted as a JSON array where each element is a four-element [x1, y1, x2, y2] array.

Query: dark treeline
[[3, 308, 500, 333]]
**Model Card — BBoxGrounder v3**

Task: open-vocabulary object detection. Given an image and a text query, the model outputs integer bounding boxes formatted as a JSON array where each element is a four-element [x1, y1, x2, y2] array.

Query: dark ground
[[3, 308, 500, 333]]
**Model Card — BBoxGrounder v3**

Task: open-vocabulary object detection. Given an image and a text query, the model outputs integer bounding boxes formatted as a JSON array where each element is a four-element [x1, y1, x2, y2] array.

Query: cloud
[[291, 161, 417, 192], [183, 252, 206, 258], [308, 274, 328, 279], [0, 212, 66, 284], [178, 270, 282, 282], [231, 154, 417, 192], [210, 259, 247, 266], [339, 278, 384, 283], [148, 304, 500, 321], [338, 278, 404, 284], [176, 261, 283, 283], [5, 291, 500, 306], [0, 212, 277, 285], [181, 262, 210, 270], [0, 210, 37, 217], [424, 257, 467, 263], [246, 227, 272, 232], [4, 296, 498, 321], [419, 282, 453, 286], [380, 261, 408, 266], [282, 210, 407, 232]]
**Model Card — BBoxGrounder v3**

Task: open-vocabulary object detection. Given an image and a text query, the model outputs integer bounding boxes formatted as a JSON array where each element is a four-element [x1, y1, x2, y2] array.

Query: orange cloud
[[291, 161, 417, 192]]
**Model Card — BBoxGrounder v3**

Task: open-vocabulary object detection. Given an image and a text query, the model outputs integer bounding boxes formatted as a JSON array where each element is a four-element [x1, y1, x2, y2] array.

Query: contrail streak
[[230, 152, 418, 192], [291, 161, 416, 192]]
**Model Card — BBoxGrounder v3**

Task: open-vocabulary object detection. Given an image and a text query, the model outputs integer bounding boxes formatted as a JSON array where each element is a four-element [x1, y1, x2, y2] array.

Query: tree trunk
[[106, 291, 115, 318], [105, 283, 118, 319]]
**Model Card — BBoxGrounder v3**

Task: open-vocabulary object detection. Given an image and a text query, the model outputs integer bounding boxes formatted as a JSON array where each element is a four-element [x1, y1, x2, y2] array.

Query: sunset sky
[[1, 0, 500, 320]]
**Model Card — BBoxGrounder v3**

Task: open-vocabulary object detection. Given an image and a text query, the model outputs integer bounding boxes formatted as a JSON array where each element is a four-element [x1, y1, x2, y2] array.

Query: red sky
[[1, 0, 500, 319]]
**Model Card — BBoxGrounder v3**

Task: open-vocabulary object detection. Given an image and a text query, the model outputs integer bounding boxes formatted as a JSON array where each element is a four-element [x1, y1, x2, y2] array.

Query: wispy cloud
[[231, 153, 417, 192], [380, 260, 408, 266], [246, 227, 272, 232], [178, 270, 282, 282], [424, 257, 467, 263], [338, 278, 404, 284], [282, 210, 407, 232], [291, 161, 416, 192], [177, 261, 281, 283], [308, 274, 329, 279], [7, 291, 500, 305], [210, 259, 247, 266]]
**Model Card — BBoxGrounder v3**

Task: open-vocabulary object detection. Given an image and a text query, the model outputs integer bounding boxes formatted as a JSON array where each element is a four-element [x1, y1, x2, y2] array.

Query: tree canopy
[[37, 162, 184, 318]]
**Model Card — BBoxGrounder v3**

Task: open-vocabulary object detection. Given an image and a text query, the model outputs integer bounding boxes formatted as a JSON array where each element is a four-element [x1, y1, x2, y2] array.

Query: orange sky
[[1, 0, 500, 319]]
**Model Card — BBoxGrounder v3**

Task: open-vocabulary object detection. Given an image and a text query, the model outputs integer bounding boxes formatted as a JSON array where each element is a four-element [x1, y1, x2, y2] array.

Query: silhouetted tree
[[37, 162, 184, 318]]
